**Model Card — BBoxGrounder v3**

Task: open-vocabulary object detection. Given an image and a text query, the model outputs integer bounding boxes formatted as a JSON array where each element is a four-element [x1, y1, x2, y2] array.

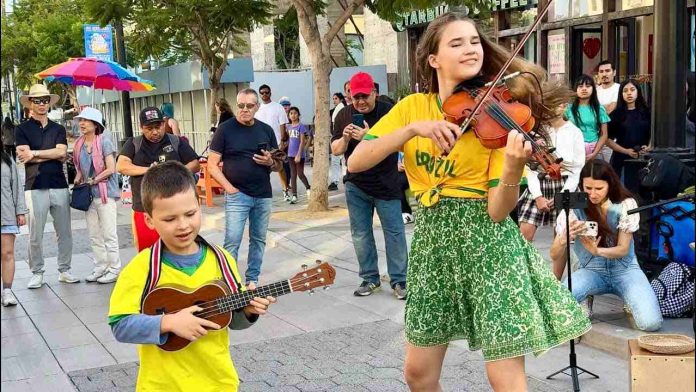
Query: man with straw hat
[[15, 84, 79, 288]]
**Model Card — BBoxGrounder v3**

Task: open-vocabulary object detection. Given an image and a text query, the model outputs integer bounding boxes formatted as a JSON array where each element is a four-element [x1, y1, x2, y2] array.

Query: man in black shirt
[[331, 72, 407, 300], [207, 88, 280, 288], [117, 107, 200, 251], [15, 84, 78, 288]]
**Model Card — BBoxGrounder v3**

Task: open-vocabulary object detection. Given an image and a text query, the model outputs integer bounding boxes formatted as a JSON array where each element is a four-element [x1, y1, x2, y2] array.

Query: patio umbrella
[[35, 57, 156, 92]]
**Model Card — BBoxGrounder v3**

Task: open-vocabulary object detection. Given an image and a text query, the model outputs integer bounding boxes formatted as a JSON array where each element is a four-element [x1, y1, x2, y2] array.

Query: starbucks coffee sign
[[392, 5, 453, 32], [492, 0, 539, 11]]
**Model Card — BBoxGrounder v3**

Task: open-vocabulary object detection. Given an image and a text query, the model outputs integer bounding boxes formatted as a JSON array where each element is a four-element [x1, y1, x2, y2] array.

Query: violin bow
[[459, 0, 555, 133]]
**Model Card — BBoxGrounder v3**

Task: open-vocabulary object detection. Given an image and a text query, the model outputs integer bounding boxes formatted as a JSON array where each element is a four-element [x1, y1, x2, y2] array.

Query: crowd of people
[[1, 11, 695, 392]]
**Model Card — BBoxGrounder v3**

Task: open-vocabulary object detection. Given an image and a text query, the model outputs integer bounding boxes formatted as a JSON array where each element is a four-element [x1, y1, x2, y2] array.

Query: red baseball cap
[[349, 72, 375, 97]]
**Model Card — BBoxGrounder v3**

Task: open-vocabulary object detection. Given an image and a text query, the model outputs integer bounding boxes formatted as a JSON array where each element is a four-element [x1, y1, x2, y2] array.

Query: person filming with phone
[[331, 72, 408, 300], [207, 88, 280, 289], [550, 159, 662, 331]]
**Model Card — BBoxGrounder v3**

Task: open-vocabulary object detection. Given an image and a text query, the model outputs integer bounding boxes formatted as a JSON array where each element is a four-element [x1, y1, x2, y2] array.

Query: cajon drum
[[629, 339, 695, 392]]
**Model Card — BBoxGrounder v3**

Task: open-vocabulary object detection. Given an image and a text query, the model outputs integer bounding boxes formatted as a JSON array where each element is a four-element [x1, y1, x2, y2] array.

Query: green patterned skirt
[[405, 198, 591, 361]]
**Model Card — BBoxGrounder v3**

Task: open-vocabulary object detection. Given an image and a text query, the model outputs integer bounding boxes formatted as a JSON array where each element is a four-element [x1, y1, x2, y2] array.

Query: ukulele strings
[[167, 270, 326, 319]]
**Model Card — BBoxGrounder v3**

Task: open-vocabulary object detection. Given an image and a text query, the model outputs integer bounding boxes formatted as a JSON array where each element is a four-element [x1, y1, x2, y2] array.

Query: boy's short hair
[[142, 161, 197, 215]]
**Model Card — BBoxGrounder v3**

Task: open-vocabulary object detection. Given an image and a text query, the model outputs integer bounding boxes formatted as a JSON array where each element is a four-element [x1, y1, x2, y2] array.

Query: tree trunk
[[307, 53, 332, 211], [209, 66, 225, 125]]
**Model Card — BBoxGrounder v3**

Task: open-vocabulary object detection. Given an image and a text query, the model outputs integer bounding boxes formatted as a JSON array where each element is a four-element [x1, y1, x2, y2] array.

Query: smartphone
[[256, 142, 269, 155], [352, 113, 365, 128], [579, 221, 598, 237]]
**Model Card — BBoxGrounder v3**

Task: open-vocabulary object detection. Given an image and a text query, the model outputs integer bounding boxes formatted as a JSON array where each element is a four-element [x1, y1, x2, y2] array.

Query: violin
[[441, 0, 563, 181]]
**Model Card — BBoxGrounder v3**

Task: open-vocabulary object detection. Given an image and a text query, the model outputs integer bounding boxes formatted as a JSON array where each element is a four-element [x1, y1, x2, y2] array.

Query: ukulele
[[143, 261, 336, 351]]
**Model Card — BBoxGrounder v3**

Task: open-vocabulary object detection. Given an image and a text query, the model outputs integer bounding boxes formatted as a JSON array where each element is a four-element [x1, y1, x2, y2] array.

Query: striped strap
[[139, 237, 242, 307]]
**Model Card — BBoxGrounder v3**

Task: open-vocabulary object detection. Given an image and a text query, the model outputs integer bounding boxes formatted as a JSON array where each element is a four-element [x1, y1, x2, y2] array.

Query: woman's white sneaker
[[97, 271, 119, 284], [85, 270, 106, 283], [27, 273, 44, 289], [2, 289, 17, 306], [58, 271, 80, 284]]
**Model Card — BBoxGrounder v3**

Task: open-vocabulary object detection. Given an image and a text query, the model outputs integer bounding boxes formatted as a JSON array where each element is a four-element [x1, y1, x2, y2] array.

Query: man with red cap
[[331, 72, 408, 300]]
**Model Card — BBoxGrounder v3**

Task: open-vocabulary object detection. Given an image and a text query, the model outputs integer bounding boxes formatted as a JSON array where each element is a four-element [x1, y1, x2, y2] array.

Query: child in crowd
[[108, 161, 276, 391], [286, 106, 311, 204], [1, 139, 27, 306], [566, 74, 610, 162], [518, 100, 586, 244]]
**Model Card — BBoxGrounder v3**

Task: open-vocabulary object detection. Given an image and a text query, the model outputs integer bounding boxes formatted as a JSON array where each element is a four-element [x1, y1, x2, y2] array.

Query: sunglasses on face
[[30, 97, 51, 105], [237, 103, 256, 110], [259, 91, 270, 95]]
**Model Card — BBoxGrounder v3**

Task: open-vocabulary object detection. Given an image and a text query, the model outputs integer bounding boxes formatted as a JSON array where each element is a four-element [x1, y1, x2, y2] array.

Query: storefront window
[[549, 0, 602, 21], [510, 8, 537, 29], [620, 0, 654, 11]]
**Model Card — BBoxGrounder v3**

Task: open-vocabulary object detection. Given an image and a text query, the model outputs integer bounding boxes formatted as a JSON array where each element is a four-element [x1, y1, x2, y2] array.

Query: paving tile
[[0, 303, 27, 320], [73, 305, 110, 325], [1, 350, 62, 381], [23, 374, 76, 392], [40, 325, 98, 350], [60, 293, 111, 309], [1, 330, 50, 358], [85, 322, 116, 343], [229, 313, 305, 345], [53, 344, 117, 372], [20, 297, 70, 316], [31, 310, 84, 331], [1, 316, 37, 338], [10, 285, 60, 303], [102, 341, 139, 364]]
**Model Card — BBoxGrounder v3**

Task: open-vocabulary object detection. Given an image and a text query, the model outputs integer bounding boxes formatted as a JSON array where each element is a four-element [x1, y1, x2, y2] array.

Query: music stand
[[546, 190, 599, 391]]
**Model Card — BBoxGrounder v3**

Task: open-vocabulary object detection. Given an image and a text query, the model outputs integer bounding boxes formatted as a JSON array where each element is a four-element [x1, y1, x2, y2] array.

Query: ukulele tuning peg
[[308, 289, 315, 295], [301, 264, 307, 270], [555, 157, 564, 164], [546, 147, 556, 154], [537, 172, 547, 181], [315, 260, 322, 265]]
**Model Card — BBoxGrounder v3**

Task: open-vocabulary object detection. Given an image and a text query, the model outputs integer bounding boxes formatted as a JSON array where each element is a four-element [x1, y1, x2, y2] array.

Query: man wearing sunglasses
[[15, 84, 79, 288], [254, 84, 291, 200], [207, 88, 280, 289], [331, 72, 408, 300]]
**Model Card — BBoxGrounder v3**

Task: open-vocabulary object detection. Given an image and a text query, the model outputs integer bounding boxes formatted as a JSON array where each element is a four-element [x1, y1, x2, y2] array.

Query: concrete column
[[652, 0, 687, 148], [251, 25, 276, 70], [363, 8, 398, 74]]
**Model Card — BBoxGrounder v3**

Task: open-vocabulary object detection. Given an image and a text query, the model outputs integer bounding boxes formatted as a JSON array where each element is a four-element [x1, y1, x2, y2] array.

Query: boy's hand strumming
[[161, 305, 221, 342]]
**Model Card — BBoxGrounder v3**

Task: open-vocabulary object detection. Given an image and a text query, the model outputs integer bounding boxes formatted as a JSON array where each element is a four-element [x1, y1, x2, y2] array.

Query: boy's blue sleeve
[[111, 314, 169, 345]]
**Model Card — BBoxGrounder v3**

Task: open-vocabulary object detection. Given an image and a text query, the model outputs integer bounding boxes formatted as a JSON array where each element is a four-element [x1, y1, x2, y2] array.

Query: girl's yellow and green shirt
[[366, 93, 508, 206]]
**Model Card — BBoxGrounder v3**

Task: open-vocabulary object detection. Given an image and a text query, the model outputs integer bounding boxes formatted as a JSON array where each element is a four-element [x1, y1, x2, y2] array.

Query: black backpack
[[640, 154, 695, 200]]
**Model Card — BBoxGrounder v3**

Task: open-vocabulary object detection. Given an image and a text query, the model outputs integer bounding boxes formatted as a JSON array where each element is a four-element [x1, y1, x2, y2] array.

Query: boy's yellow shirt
[[108, 244, 245, 392], [365, 93, 508, 206]]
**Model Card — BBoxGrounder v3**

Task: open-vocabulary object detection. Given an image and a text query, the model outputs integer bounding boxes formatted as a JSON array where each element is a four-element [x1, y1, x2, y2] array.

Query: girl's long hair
[[570, 74, 602, 133], [215, 98, 233, 115], [415, 12, 573, 129], [333, 92, 346, 106], [611, 79, 650, 125], [580, 159, 633, 247], [0, 138, 12, 167]]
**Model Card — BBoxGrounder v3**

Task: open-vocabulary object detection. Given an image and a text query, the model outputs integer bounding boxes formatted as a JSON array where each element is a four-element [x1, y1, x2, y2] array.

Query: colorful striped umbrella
[[36, 57, 156, 92]]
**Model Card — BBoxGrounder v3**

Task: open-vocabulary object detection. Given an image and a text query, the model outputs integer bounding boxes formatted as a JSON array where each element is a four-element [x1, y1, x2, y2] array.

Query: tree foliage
[[274, 7, 301, 70], [84, 0, 273, 121], [1, 0, 87, 90]]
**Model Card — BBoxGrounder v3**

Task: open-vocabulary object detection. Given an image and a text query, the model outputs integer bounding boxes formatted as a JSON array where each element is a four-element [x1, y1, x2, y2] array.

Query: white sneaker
[[85, 270, 106, 283], [290, 195, 298, 204], [283, 190, 291, 201], [306, 190, 311, 198], [402, 213, 414, 224], [2, 289, 17, 306], [96, 271, 119, 284], [58, 271, 80, 284], [27, 273, 44, 289]]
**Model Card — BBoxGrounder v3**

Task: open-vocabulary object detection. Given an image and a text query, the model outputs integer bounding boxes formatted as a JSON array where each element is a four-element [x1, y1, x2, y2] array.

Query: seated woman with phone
[[550, 159, 662, 331]]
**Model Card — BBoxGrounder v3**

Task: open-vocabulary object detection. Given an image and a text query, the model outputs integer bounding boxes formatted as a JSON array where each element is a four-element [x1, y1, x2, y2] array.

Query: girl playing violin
[[348, 12, 590, 391]]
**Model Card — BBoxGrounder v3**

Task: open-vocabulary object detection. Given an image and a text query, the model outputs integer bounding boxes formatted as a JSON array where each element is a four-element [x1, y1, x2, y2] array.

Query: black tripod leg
[[546, 366, 571, 379], [571, 366, 580, 392], [575, 366, 600, 379]]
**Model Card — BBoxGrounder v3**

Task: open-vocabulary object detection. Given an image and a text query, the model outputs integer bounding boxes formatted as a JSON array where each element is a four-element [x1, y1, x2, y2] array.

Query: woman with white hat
[[72, 107, 121, 284]]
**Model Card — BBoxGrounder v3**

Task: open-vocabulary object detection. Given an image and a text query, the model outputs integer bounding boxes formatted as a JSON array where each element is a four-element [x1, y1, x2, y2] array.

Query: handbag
[[70, 183, 93, 211]]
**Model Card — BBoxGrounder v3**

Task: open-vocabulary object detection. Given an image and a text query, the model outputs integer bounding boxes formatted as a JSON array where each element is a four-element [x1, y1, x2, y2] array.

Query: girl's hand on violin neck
[[504, 130, 533, 171], [411, 120, 462, 154]]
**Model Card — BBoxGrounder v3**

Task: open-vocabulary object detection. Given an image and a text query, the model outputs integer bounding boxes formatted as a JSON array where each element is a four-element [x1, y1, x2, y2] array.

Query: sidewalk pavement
[[2, 173, 690, 391]]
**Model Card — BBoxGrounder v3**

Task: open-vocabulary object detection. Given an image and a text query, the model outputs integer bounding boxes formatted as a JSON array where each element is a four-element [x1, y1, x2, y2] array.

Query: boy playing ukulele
[[108, 161, 275, 391]]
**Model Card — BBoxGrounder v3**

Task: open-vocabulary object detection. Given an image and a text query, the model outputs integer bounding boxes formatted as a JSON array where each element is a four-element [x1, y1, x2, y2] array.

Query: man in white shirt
[[596, 60, 621, 114], [596, 60, 620, 162], [255, 84, 290, 199]]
